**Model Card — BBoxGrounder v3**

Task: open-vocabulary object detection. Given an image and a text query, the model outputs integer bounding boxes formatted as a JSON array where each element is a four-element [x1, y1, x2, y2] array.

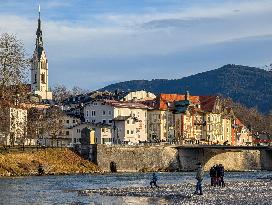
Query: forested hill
[[101, 64, 272, 113]]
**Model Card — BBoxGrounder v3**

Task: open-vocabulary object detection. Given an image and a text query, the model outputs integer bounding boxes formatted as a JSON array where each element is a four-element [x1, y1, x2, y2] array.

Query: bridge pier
[[178, 148, 204, 171], [260, 150, 272, 171]]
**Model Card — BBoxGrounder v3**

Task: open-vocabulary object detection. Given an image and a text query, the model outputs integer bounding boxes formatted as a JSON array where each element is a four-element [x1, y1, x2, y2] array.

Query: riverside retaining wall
[[94, 145, 179, 172], [91, 145, 272, 172]]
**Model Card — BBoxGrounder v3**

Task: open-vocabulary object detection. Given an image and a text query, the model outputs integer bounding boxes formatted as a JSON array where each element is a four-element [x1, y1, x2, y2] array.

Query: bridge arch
[[176, 146, 272, 171]]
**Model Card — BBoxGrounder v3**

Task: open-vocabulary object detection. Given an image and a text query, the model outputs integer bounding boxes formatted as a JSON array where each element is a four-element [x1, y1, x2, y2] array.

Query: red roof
[[199, 96, 217, 112], [157, 94, 218, 112]]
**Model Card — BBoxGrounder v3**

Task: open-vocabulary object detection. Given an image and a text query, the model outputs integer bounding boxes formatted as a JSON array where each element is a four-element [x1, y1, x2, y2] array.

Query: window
[[127, 130, 129, 134], [102, 110, 106, 115], [131, 130, 134, 134], [73, 120, 76, 123], [91, 111, 96, 116], [66, 120, 69, 123], [66, 131, 69, 135], [102, 128, 105, 132], [127, 120, 130, 124], [109, 120, 112, 124], [86, 110, 89, 117], [34, 74, 37, 83], [41, 73, 45, 84], [74, 138, 76, 143], [132, 120, 135, 124], [93, 102, 98, 106], [108, 111, 112, 116], [102, 120, 106, 124], [91, 120, 95, 123]]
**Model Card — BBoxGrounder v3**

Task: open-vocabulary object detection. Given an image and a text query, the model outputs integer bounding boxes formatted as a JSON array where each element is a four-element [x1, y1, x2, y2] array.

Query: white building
[[84, 100, 148, 144], [0, 106, 29, 146], [121, 90, 156, 102]]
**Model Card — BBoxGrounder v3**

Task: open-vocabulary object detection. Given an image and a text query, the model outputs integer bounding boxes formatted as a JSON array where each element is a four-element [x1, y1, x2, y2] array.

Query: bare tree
[[71, 86, 87, 96], [221, 97, 269, 135], [0, 33, 29, 102], [44, 106, 64, 147], [0, 33, 30, 146], [27, 107, 45, 145], [52, 85, 71, 104]]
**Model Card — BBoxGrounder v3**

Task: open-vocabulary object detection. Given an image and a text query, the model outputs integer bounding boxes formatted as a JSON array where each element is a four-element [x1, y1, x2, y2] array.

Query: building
[[173, 92, 206, 144], [0, 105, 28, 146], [121, 90, 156, 102], [155, 93, 233, 145], [147, 109, 174, 142], [233, 119, 252, 146], [84, 100, 148, 144], [40, 113, 81, 147], [30, 7, 52, 100], [69, 122, 112, 146]]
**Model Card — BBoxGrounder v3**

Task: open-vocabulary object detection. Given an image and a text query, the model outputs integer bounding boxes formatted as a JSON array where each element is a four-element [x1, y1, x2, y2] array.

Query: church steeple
[[36, 5, 44, 58], [31, 5, 52, 101]]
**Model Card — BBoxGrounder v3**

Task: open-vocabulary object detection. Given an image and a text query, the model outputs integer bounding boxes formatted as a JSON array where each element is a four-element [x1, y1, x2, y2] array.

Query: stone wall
[[92, 145, 272, 172], [95, 145, 179, 172]]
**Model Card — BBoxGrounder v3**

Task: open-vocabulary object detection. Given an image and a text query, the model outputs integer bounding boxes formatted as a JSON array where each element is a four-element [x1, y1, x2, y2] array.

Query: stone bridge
[[89, 144, 272, 172], [174, 145, 272, 171]]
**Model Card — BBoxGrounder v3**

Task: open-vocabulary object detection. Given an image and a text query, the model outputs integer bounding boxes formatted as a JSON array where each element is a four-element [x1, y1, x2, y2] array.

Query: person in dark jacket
[[194, 163, 204, 195], [218, 164, 225, 187], [215, 164, 221, 186], [209, 166, 216, 186], [150, 173, 159, 188]]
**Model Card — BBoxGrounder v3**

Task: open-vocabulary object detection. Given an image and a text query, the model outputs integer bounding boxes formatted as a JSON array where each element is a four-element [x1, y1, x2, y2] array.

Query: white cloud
[[1, 0, 272, 89]]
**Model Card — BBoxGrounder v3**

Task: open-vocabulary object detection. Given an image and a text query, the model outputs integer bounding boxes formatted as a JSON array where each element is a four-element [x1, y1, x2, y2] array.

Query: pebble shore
[[79, 179, 272, 204]]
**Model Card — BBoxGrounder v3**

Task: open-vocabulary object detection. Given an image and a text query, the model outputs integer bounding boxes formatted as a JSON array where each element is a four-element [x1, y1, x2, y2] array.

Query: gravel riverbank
[[79, 179, 272, 204]]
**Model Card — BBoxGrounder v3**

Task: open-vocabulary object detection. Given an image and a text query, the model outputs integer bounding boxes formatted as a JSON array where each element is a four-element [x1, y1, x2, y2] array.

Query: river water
[[0, 171, 271, 205]]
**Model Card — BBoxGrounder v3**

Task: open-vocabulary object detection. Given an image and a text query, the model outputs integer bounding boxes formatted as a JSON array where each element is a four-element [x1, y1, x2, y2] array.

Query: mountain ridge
[[100, 64, 272, 113]]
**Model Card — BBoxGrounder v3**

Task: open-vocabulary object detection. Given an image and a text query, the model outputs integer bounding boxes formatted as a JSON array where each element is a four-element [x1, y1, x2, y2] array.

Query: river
[[0, 171, 271, 205]]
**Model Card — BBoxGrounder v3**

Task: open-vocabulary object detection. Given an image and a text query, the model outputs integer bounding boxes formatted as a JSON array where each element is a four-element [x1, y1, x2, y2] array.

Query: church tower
[[31, 6, 52, 100]]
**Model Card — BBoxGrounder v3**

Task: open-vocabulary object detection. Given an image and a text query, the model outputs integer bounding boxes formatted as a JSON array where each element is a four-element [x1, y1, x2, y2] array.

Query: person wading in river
[[194, 162, 204, 195]]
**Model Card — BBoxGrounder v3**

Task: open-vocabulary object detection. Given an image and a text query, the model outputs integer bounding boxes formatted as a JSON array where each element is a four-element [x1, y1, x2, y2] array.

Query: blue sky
[[1, 0, 272, 90]]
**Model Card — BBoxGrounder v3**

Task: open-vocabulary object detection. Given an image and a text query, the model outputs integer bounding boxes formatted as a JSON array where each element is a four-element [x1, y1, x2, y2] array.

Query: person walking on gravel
[[150, 173, 159, 188], [194, 162, 204, 195]]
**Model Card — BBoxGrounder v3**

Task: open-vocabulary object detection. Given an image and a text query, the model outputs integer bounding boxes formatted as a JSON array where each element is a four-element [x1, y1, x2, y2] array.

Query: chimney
[[185, 91, 190, 101]]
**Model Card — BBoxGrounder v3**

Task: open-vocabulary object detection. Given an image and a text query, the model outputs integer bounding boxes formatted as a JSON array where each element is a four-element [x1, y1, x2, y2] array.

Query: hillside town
[[0, 8, 259, 149]]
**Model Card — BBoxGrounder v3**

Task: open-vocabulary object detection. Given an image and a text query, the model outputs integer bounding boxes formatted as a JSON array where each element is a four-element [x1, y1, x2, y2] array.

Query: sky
[[0, 0, 272, 90]]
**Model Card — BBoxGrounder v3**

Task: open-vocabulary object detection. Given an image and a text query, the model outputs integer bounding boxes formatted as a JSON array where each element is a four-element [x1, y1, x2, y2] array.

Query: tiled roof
[[157, 94, 217, 112], [199, 96, 217, 112]]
